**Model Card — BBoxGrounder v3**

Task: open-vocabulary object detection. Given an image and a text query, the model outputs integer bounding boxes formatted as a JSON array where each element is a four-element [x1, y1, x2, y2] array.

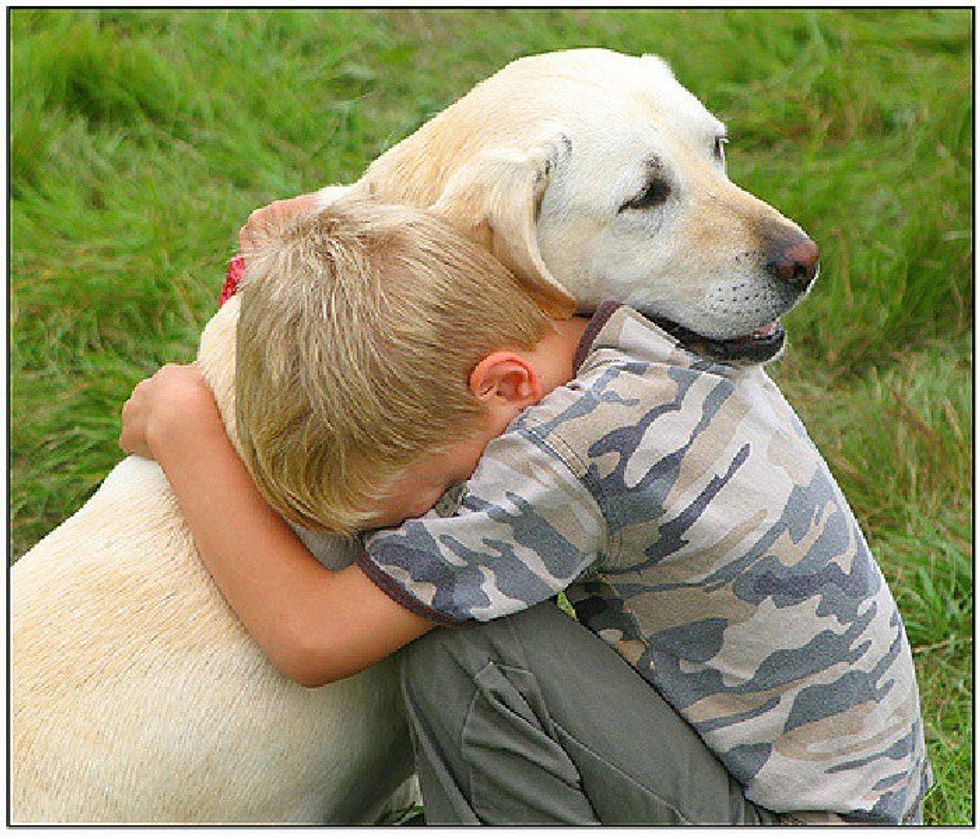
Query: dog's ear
[[431, 131, 577, 319]]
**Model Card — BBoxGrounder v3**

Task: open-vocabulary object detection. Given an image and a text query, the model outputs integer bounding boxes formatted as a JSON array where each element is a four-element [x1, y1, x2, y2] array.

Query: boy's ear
[[469, 352, 542, 408], [431, 128, 577, 320]]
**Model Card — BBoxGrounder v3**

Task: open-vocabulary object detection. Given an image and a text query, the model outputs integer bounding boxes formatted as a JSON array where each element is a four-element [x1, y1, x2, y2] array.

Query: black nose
[[766, 237, 819, 292]]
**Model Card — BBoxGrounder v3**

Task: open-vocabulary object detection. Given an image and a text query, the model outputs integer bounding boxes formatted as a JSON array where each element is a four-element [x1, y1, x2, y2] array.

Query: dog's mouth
[[652, 316, 785, 364]]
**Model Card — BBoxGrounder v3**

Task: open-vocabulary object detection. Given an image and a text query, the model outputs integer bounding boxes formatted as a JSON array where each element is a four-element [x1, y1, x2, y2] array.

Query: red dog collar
[[219, 254, 245, 308]]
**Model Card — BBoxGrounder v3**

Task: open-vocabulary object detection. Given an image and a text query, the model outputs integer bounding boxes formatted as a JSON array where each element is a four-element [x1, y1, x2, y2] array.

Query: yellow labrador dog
[[12, 48, 817, 823]]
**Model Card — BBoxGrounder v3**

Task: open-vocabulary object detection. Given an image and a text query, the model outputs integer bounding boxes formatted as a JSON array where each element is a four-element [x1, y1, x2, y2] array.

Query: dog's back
[[11, 302, 414, 823]]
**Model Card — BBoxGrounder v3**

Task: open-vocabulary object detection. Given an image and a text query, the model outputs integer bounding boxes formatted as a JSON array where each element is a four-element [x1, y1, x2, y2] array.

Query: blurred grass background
[[9, 8, 972, 824]]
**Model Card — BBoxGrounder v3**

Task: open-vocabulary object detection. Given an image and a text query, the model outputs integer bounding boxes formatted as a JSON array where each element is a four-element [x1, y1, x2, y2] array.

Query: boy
[[120, 200, 929, 824]]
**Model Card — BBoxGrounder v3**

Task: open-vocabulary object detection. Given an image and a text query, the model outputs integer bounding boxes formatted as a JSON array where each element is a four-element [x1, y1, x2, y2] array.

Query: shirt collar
[[572, 301, 624, 375]]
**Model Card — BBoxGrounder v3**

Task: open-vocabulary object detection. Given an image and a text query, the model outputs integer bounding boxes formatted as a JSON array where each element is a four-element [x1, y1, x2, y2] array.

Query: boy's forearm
[[151, 409, 432, 686], [153, 414, 340, 683]]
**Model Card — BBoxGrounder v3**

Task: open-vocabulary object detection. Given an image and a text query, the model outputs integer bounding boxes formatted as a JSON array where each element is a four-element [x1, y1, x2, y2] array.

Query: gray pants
[[399, 601, 777, 825]]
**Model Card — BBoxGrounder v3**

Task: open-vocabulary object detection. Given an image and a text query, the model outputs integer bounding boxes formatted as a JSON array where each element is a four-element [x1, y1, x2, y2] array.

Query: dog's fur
[[12, 49, 813, 823]]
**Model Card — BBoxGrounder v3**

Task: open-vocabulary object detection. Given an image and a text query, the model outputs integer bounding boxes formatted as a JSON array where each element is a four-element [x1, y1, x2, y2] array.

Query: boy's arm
[[120, 364, 433, 688], [357, 424, 607, 626]]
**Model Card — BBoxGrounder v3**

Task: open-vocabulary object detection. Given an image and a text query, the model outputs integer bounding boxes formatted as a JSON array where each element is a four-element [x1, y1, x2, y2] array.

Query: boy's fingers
[[240, 204, 280, 252], [239, 193, 319, 254]]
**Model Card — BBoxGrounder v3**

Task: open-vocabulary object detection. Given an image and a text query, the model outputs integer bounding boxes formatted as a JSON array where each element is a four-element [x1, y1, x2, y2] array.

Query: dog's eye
[[621, 177, 672, 211], [714, 135, 728, 164]]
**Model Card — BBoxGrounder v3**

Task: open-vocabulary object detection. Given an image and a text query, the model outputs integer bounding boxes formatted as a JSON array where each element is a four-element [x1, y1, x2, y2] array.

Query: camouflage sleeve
[[356, 428, 606, 624]]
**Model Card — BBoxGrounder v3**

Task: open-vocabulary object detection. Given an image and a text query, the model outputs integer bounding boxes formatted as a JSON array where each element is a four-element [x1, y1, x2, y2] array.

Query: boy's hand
[[120, 363, 221, 462], [239, 192, 320, 257]]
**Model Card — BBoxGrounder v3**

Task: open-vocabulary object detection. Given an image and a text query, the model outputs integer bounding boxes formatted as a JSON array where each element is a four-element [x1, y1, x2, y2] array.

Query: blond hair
[[235, 200, 554, 534]]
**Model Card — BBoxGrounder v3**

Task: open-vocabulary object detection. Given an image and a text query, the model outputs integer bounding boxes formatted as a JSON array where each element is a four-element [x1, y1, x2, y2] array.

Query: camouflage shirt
[[358, 303, 931, 823]]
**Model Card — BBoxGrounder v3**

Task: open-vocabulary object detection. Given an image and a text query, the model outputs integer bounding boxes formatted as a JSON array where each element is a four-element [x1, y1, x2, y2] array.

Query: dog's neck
[[195, 297, 242, 457]]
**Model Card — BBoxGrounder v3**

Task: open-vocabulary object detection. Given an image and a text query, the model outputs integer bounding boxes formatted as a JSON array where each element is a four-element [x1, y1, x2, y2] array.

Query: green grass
[[10, 8, 972, 825]]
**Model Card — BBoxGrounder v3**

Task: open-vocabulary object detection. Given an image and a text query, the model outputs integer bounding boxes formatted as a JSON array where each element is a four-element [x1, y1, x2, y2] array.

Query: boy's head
[[235, 200, 557, 535]]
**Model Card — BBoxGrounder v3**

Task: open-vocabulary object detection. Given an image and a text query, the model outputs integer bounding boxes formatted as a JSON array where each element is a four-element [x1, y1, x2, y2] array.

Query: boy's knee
[[399, 618, 516, 710], [400, 625, 476, 708], [400, 605, 568, 703], [400, 627, 445, 697]]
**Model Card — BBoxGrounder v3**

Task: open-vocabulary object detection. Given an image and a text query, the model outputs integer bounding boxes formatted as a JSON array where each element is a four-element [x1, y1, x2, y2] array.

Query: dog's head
[[358, 48, 819, 364]]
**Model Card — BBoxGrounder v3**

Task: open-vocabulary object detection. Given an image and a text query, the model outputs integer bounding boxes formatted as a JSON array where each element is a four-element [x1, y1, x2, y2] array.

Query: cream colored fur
[[12, 48, 810, 823]]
